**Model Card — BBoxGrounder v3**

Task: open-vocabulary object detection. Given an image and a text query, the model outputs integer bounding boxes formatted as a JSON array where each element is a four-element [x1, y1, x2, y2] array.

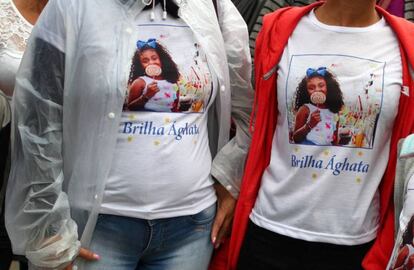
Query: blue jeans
[[84, 204, 215, 270]]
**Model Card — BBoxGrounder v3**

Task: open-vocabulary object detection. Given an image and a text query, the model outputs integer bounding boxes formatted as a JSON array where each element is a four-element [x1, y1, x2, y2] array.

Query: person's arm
[[6, 34, 80, 269], [393, 246, 409, 269], [4, 1, 86, 268], [0, 92, 11, 209], [128, 79, 160, 110], [292, 105, 311, 142], [210, 0, 254, 247], [406, 253, 414, 269], [211, 0, 253, 199], [127, 78, 148, 109]]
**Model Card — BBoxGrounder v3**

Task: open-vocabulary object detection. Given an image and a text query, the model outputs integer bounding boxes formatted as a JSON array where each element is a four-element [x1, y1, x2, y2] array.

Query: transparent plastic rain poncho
[[5, 0, 253, 268]]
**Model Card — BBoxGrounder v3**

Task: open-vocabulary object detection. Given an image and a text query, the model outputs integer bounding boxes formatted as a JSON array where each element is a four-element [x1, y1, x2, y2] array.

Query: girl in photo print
[[126, 38, 181, 112], [292, 67, 344, 145]]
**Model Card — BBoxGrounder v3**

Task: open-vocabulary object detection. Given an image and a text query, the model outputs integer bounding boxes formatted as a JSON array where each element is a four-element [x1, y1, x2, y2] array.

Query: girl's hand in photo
[[146, 81, 160, 98], [309, 109, 321, 128]]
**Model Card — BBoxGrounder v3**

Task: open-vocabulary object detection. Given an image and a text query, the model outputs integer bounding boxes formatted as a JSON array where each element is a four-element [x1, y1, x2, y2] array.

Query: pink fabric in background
[[379, 0, 404, 17], [387, 0, 404, 17]]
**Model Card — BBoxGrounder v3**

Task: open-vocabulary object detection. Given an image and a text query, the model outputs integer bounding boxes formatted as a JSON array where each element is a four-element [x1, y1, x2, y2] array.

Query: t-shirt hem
[[250, 210, 378, 245], [99, 196, 217, 220]]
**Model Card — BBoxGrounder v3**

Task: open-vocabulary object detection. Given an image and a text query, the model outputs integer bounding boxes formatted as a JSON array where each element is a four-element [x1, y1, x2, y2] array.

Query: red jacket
[[209, 2, 414, 270]]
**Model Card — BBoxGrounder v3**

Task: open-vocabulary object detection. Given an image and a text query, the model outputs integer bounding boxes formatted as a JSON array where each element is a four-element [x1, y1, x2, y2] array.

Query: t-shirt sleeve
[[33, 0, 71, 53]]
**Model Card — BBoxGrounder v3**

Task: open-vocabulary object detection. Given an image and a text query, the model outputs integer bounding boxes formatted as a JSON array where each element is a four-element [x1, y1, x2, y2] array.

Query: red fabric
[[209, 3, 414, 270], [208, 240, 230, 270], [361, 9, 414, 270]]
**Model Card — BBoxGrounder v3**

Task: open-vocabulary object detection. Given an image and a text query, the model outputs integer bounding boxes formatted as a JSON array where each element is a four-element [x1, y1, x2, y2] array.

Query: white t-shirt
[[251, 10, 402, 245], [304, 103, 336, 145], [101, 6, 216, 219]]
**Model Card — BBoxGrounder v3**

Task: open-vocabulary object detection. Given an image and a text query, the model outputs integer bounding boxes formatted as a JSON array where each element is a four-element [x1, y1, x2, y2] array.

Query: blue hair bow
[[306, 67, 327, 77], [137, 38, 157, 49]]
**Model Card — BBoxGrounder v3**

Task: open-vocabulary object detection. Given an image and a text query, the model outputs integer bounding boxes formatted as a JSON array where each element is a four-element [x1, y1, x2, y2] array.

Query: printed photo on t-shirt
[[286, 54, 384, 149], [115, 21, 213, 145], [124, 26, 212, 113]]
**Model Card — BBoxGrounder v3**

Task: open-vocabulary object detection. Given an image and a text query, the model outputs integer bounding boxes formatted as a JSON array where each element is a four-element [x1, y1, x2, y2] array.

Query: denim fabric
[[84, 204, 215, 270]]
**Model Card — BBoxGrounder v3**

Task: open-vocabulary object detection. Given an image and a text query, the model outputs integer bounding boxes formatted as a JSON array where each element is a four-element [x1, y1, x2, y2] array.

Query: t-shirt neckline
[[309, 8, 386, 33]]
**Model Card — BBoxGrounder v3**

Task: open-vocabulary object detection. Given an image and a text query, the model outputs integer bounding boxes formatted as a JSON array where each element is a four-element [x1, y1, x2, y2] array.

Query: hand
[[211, 182, 236, 249], [406, 254, 414, 269], [146, 81, 160, 98], [308, 109, 321, 128], [393, 245, 410, 269], [64, 248, 100, 270]]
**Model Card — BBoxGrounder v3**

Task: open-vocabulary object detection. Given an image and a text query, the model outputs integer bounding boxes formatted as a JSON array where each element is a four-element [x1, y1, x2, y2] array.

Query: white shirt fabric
[[399, 174, 414, 238], [101, 8, 216, 219], [388, 172, 414, 269], [251, 10, 402, 245], [0, 0, 32, 99], [5, 0, 252, 268]]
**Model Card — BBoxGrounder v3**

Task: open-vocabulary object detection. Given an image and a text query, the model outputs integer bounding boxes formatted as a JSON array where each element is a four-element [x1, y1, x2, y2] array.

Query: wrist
[[140, 94, 149, 102], [305, 122, 313, 131]]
